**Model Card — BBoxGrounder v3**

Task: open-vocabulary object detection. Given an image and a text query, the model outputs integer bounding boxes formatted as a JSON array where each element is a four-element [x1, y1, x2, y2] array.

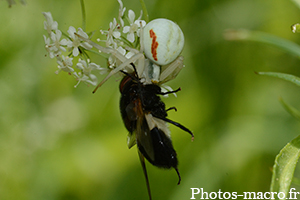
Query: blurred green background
[[1, 0, 300, 199]]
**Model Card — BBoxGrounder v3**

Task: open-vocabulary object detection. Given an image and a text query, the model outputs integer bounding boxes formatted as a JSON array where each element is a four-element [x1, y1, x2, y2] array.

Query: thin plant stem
[[139, 0, 149, 23], [80, 0, 86, 31]]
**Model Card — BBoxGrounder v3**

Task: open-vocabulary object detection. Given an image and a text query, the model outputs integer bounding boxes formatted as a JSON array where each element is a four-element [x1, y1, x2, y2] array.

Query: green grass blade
[[224, 29, 300, 58], [270, 135, 300, 199], [257, 71, 300, 87], [279, 98, 300, 120]]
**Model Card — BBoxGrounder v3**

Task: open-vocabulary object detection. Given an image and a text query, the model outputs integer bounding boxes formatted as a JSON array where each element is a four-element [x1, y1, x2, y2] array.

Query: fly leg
[[138, 150, 152, 200], [166, 107, 177, 112], [157, 87, 181, 95], [175, 167, 181, 185], [153, 115, 194, 141]]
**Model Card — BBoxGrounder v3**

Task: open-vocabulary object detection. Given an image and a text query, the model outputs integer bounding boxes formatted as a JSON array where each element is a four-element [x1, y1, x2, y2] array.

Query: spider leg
[[159, 56, 184, 83], [75, 33, 119, 57], [93, 53, 145, 93], [74, 33, 145, 93], [139, 21, 145, 53]]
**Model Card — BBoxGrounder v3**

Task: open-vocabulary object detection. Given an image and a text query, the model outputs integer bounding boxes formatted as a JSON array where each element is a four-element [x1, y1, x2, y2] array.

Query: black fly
[[119, 64, 194, 200]]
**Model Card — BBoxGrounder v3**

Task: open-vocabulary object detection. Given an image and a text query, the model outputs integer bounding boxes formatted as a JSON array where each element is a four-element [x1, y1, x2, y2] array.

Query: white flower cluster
[[42, 0, 146, 88]]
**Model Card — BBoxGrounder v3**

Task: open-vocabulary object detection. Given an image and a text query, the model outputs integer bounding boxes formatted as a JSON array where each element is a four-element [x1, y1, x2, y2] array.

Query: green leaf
[[279, 98, 300, 120], [256, 71, 300, 87], [291, 0, 300, 10], [224, 30, 300, 58], [270, 135, 300, 199]]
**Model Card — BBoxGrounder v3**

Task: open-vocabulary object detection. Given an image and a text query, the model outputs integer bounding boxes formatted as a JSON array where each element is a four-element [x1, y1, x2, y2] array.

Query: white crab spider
[[76, 18, 185, 93]]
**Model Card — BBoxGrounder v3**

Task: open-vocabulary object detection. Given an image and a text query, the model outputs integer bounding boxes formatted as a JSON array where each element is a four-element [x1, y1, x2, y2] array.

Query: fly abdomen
[[138, 127, 178, 169]]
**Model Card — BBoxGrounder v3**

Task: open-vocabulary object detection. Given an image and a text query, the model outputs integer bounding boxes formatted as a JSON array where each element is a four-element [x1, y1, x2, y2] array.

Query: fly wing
[[125, 102, 138, 149], [136, 114, 155, 162]]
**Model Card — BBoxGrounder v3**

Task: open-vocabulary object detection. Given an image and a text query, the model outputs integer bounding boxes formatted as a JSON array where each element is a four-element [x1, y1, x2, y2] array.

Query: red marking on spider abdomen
[[149, 29, 158, 61]]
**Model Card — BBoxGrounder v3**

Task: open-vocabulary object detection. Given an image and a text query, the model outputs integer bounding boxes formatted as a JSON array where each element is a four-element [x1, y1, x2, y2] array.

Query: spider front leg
[[159, 56, 184, 84], [93, 52, 145, 93], [75, 33, 146, 92], [75, 33, 124, 59]]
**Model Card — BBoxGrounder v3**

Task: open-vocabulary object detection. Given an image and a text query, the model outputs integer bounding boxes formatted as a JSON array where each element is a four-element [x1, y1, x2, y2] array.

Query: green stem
[[139, 0, 149, 22], [80, 0, 86, 31]]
